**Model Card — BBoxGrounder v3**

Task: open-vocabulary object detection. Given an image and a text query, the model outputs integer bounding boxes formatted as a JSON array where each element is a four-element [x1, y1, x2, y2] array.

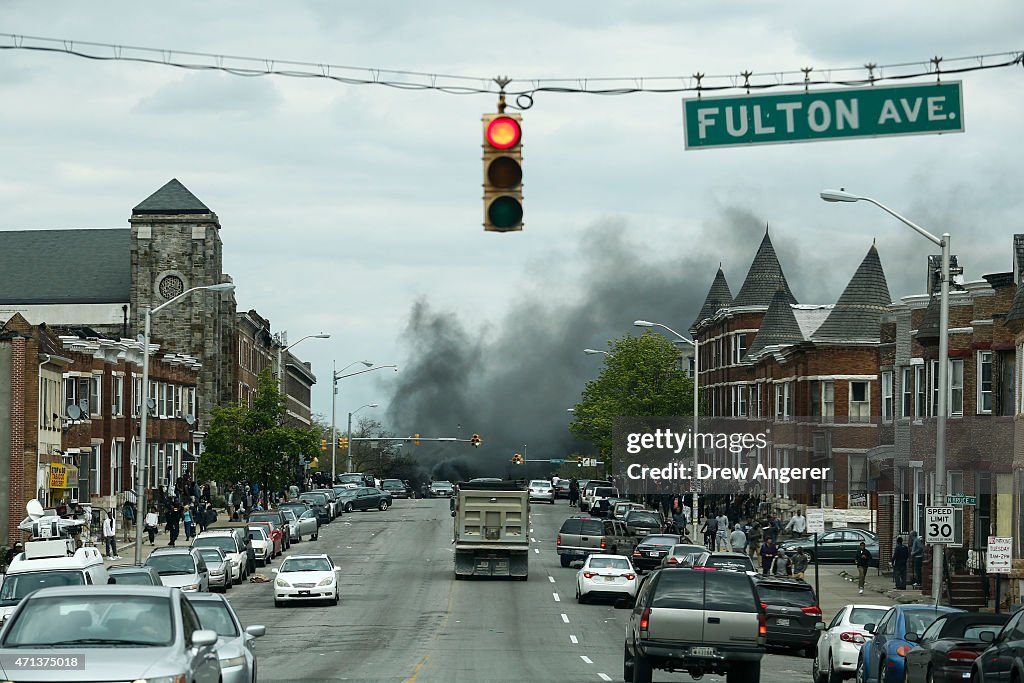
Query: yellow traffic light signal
[[414, 433, 420, 446], [471, 433, 482, 448], [338, 437, 349, 449], [482, 112, 523, 232], [320, 439, 327, 452], [576, 455, 583, 467], [512, 453, 524, 465]]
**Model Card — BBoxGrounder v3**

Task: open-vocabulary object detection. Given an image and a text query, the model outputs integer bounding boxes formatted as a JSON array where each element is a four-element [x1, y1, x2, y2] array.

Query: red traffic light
[[485, 117, 522, 149]]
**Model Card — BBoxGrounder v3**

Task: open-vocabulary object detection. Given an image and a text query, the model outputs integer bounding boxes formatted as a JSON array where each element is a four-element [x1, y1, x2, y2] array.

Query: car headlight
[[183, 584, 200, 591], [317, 576, 335, 587], [276, 578, 291, 588], [220, 654, 246, 668], [132, 676, 187, 683], [231, 557, 241, 566]]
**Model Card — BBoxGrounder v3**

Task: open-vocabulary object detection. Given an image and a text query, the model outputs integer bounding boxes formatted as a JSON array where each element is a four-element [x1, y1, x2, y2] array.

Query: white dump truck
[[452, 480, 529, 580]]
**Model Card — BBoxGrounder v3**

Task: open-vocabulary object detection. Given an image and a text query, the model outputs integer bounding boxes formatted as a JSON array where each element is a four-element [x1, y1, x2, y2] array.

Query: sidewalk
[[94, 528, 190, 566], [805, 563, 928, 616]]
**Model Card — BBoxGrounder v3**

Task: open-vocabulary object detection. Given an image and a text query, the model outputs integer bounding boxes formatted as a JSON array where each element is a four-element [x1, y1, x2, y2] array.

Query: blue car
[[857, 604, 962, 683]]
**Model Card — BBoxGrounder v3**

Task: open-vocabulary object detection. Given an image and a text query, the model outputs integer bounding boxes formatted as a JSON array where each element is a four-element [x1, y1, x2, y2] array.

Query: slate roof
[[915, 295, 941, 339], [0, 229, 130, 304], [733, 228, 798, 308], [1005, 284, 1024, 324], [690, 267, 733, 332], [813, 245, 892, 342], [743, 290, 805, 361], [132, 179, 210, 215]]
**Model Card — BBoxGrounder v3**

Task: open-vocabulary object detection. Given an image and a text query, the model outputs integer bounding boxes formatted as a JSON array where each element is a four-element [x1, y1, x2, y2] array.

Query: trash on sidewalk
[[249, 573, 271, 583]]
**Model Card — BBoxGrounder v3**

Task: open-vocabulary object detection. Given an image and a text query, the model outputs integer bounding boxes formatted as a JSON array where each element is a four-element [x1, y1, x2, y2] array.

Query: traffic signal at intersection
[[320, 439, 327, 452], [576, 455, 583, 467], [470, 433, 482, 447], [338, 437, 349, 449], [512, 453, 524, 465], [482, 112, 523, 232]]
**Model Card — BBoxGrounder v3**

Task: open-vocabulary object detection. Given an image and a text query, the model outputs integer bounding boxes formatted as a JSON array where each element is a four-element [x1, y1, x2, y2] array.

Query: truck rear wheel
[[726, 662, 760, 683], [560, 556, 571, 568], [632, 653, 653, 683]]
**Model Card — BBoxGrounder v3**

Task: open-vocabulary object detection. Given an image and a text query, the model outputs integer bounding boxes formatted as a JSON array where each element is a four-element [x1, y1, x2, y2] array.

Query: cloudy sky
[[2, 2, 1022, 474]]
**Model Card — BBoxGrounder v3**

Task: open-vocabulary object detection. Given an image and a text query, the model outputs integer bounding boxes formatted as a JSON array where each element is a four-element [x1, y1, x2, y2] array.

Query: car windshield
[[594, 487, 617, 496], [193, 536, 237, 553], [588, 557, 631, 570], [530, 480, 549, 487], [627, 512, 662, 525], [757, 584, 815, 607], [282, 558, 333, 572], [434, 482, 452, 488], [848, 607, 887, 626], [706, 556, 755, 572], [249, 515, 277, 525], [3, 594, 173, 647], [249, 529, 267, 541], [301, 495, 327, 504], [145, 554, 197, 575], [197, 549, 224, 563], [189, 600, 239, 638], [110, 571, 157, 586], [672, 545, 707, 556], [0, 571, 86, 606], [338, 474, 363, 485], [905, 610, 946, 635], [640, 535, 681, 548]]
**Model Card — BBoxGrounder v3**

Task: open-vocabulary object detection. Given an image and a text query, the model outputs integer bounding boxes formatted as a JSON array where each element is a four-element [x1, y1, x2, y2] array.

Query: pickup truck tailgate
[[647, 570, 761, 647]]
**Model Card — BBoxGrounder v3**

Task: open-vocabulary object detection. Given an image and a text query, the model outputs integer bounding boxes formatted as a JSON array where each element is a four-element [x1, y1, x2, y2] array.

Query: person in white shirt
[[144, 506, 160, 545], [785, 510, 807, 538], [102, 510, 120, 560]]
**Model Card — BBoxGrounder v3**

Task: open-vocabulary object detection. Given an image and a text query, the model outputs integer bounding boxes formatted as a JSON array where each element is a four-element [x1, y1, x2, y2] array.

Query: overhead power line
[[1, 32, 1021, 110]]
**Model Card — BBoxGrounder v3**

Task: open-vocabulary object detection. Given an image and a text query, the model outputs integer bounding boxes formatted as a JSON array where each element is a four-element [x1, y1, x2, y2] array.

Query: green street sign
[[946, 495, 976, 506], [549, 459, 564, 465], [683, 81, 963, 149]]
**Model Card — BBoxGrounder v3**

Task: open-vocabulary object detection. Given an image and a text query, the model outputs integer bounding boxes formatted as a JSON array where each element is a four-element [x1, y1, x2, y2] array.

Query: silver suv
[[619, 568, 765, 682]]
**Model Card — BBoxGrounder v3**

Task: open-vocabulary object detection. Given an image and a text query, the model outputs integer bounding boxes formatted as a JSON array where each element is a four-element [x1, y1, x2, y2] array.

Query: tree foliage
[[198, 368, 321, 492], [568, 332, 694, 470]]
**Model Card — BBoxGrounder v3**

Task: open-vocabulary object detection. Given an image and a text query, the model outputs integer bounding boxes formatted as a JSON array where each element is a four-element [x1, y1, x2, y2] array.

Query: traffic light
[[576, 455, 583, 467], [320, 439, 327, 452], [512, 453, 524, 465], [338, 437, 349, 449], [470, 433, 481, 448], [482, 112, 523, 232], [414, 433, 420, 446]]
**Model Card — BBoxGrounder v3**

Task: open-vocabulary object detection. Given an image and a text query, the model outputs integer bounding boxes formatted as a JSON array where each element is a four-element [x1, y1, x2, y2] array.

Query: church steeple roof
[[132, 179, 210, 215], [813, 244, 892, 342], [690, 267, 733, 332], [733, 227, 797, 308], [743, 290, 805, 361]]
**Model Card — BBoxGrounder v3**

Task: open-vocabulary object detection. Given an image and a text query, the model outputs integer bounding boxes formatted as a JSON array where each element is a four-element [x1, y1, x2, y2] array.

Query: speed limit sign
[[925, 507, 956, 544]]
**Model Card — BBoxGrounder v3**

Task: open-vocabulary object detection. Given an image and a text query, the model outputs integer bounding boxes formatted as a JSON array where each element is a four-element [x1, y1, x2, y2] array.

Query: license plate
[[691, 647, 715, 657], [604, 576, 616, 582], [649, 551, 660, 557], [776, 618, 790, 626], [299, 590, 310, 595]]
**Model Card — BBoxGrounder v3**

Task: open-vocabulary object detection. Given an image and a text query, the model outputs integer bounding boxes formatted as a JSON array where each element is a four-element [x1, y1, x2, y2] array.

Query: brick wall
[[7, 337, 26, 544]]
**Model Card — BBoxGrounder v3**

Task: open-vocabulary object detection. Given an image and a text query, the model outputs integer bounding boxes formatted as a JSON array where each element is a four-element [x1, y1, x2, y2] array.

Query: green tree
[[568, 332, 694, 471]]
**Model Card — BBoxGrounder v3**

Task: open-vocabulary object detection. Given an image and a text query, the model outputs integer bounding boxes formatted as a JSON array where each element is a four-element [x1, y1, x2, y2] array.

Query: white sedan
[[247, 527, 273, 566], [813, 603, 889, 683], [575, 554, 638, 603], [528, 480, 555, 504], [273, 554, 340, 607]]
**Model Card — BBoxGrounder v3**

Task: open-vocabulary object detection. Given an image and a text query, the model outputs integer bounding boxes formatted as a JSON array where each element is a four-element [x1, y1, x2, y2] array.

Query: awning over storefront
[[48, 462, 80, 490]]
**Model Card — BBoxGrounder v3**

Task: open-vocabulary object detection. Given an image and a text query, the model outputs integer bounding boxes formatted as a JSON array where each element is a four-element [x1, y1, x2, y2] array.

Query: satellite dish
[[136, 333, 145, 344], [26, 499, 44, 520], [185, 414, 196, 426], [66, 404, 82, 420], [147, 398, 157, 410]]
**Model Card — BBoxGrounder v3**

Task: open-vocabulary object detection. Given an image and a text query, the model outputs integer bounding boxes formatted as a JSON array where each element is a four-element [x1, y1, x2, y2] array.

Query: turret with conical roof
[[813, 244, 892, 342], [743, 290, 805, 361], [733, 226, 797, 308], [690, 267, 733, 332]]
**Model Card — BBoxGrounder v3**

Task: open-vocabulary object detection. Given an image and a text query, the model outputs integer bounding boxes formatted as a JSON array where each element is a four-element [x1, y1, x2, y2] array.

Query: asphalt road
[[226, 498, 877, 683]]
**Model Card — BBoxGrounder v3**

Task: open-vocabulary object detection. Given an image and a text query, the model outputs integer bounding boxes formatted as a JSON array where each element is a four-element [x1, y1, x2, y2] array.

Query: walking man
[[569, 478, 580, 508], [716, 511, 730, 552], [165, 503, 181, 547], [760, 537, 778, 575], [856, 541, 872, 594], [910, 530, 925, 588], [122, 500, 136, 543], [785, 509, 807, 539], [144, 506, 159, 545], [892, 536, 909, 590], [102, 510, 120, 560], [729, 523, 747, 553], [792, 547, 810, 580]]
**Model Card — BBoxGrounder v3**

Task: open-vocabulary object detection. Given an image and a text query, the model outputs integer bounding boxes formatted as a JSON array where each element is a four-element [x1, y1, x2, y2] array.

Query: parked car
[[972, 608, 1024, 683], [575, 554, 638, 603], [343, 487, 393, 512], [193, 529, 250, 584], [905, 611, 1008, 683], [624, 509, 666, 537], [279, 500, 310, 520], [273, 554, 340, 607], [857, 605, 962, 683], [556, 516, 636, 568], [618, 567, 765, 683], [315, 487, 341, 519], [659, 543, 709, 569], [298, 492, 332, 524], [248, 510, 291, 550], [281, 508, 302, 543], [554, 479, 572, 499], [293, 507, 320, 541], [382, 479, 409, 499], [247, 527, 273, 566], [187, 592, 265, 683], [778, 528, 880, 566], [429, 481, 454, 497], [578, 480, 612, 513], [630, 534, 683, 571], [248, 521, 283, 558], [0, 585, 221, 682], [753, 575, 822, 656], [143, 547, 210, 593], [812, 603, 889, 683], [194, 547, 233, 592], [528, 479, 555, 504], [107, 564, 163, 586], [693, 551, 758, 576], [203, 522, 257, 574], [587, 486, 620, 517], [613, 501, 645, 521]]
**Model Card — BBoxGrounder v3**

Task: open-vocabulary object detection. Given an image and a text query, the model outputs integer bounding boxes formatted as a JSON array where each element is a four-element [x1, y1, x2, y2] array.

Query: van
[[556, 516, 634, 568], [0, 540, 108, 623]]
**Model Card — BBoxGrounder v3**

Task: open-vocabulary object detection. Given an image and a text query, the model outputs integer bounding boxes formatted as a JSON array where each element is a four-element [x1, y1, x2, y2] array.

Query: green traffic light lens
[[488, 197, 523, 229]]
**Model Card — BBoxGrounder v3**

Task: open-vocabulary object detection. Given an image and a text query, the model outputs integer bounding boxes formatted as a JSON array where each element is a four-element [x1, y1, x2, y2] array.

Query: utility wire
[[1, 32, 1021, 107]]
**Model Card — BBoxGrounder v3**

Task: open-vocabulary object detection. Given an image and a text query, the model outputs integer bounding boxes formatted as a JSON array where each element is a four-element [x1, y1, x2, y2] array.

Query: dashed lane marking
[[534, 548, 540, 554], [570, 635, 578, 644], [561, 613, 570, 624], [548, 576, 555, 583], [553, 593, 560, 602], [598, 673, 612, 681], [581, 656, 593, 664]]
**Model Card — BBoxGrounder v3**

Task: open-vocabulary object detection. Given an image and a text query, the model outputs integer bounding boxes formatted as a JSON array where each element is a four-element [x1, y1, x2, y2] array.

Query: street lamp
[[583, 348, 610, 356], [347, 403, 379, 475], [634, 319, 700, 538], [330, 363, 398, 479], [821, 188, 951, 604], [134, 282, 235, 564], [277, 332, 330, 394]]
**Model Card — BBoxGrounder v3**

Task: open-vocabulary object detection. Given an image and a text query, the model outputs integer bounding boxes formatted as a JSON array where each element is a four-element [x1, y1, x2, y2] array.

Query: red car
[[248, 521, 283, 558]]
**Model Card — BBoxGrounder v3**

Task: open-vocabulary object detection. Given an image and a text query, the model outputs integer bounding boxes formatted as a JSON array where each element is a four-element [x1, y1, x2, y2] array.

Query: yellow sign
[[309, 457, 319, 470], [49, 463, 68, 488]]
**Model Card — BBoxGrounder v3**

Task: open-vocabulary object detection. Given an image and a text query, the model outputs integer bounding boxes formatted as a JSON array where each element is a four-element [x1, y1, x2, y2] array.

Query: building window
[[948, 470, 964, 497], [914, 365, 926, 419], [1000, 350, 1015, 417], [810, 381, 820, 418], [111, 441, 123, 496], [112, 376, 123, 416], [881, 371, 894, 423], [732, 334, 747, 364], [849, 381, 870, 423], [848, 454, 868, 507], [822, 380, 835, 422], [89, 375, 101, 419], [950, 359, 964, 416], [901, 367, 913, 418], [978, 351, 993, 414], [737, 385, 747, 417], [91, 446, 102, 496], [931, 360, 939, 417]]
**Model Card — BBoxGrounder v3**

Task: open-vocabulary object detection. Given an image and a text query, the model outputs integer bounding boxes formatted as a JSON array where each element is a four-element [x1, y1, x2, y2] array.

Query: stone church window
[[158, 274, 185, 300]]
